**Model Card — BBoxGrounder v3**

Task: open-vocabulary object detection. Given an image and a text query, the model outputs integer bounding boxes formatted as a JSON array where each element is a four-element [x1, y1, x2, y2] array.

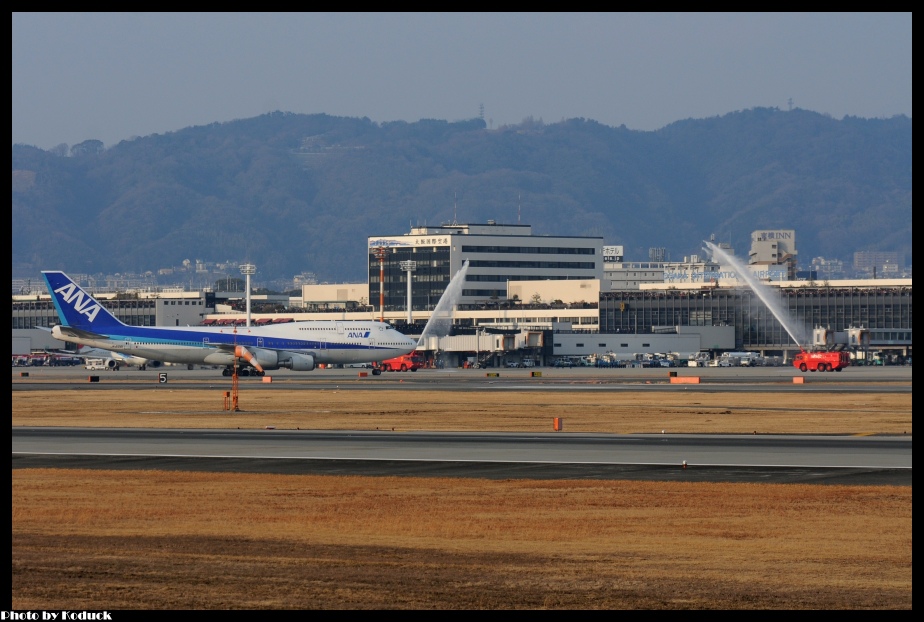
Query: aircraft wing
[[46, 346, 155, 369], [52, 325, 111, 342], [44, 347, 81, 357], [44, 347, 117, 361]]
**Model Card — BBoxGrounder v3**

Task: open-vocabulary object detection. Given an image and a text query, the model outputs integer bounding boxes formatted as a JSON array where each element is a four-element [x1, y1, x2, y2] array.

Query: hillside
[[12, 108, 912, 284]]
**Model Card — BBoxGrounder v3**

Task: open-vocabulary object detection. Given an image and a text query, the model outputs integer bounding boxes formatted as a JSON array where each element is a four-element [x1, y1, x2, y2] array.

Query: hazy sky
[[12, 12, 912, 150]]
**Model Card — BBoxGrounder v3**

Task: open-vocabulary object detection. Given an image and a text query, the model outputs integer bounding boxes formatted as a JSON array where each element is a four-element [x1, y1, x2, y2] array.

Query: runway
[[12, 365, 912, 485], [11, 363, 915, 393], [12, 427, 911, 485]]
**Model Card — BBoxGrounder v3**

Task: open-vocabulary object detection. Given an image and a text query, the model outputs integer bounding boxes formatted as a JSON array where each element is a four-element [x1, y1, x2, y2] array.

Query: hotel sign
[[752, 230, 795, 242], [602, 245, 624, 262], [369, 237, 449, 248]]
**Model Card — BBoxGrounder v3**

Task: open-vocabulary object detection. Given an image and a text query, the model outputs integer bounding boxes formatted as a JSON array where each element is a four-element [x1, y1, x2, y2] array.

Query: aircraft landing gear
[[222, 366, 264, 377]]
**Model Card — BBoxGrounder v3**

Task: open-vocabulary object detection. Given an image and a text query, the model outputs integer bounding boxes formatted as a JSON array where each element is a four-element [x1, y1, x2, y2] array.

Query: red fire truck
[[792, 349, 851, 372], [377, 351, 426, 372]]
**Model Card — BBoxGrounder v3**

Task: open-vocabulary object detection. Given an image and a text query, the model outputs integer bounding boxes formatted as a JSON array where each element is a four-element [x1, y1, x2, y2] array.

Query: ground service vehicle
[[378, 352, 425, 372], [84, 358, 112, 371], [792, 349, 850, 372]]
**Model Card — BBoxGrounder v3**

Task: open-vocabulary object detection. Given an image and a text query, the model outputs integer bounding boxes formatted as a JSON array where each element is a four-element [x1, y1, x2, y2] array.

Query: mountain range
[[12, 107, 912, 284]]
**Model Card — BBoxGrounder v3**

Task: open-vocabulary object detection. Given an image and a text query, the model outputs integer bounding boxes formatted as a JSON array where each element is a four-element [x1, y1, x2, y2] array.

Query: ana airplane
[[44, 346, 163, 371], [42, 271, 417, 376]]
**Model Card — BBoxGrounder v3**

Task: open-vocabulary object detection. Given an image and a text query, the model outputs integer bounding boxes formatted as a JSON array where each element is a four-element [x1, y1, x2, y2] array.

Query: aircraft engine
[[279, 352, 316, 371], [147, 360, 163, 368], [105, 358, 119, 369], [248, 347, 280, 369]]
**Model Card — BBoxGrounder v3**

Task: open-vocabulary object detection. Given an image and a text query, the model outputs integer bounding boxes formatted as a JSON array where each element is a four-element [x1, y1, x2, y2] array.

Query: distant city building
[[880, 262, 901, 276], [810, 257, 846, 280], [749, 229, 798, 280], [292, 272, 318, 288], [853, 251, 902, 276], [648, 247, 666, 262], [795, 269, 819, 281]]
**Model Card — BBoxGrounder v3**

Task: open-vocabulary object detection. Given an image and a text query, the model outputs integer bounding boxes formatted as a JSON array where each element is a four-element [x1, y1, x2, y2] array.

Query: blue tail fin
[[42, 271, 125, 331]]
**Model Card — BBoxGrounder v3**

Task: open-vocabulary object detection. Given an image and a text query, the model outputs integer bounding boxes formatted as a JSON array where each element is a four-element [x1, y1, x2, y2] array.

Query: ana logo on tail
[[53, 283, 102, 322]]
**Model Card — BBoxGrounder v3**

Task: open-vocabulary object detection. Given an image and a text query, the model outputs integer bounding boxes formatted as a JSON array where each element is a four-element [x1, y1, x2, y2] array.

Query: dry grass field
[[9, 388, 914, 434], [12, 385, 913, 609]]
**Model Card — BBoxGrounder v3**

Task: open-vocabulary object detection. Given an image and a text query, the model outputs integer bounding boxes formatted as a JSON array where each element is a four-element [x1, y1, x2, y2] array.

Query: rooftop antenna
[[518, 193, 521, 224], [452, 192, 458, 225]]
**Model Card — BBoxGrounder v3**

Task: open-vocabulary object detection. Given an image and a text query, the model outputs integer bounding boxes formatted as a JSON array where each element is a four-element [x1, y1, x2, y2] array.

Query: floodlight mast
[[400, 260, 417, 325], [375, 247, 387, 322], [239, 263, 256, 328]]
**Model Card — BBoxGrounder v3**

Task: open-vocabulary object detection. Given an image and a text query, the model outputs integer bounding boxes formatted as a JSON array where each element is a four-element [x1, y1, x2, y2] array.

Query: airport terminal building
[[598, 280, 912, 355], [367, 222, 603, 313], [11, 223, 913, 365]]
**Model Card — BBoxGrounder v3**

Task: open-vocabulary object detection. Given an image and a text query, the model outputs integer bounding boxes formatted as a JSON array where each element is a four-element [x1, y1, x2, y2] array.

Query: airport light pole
[[374, 247, 387, 322], [400, 260, 417, 325], [239, 263, 256, 328]]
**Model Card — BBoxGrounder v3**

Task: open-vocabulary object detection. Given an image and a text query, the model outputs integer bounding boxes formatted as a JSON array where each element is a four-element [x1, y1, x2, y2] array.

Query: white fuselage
[[52, 320, 417, 370]]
